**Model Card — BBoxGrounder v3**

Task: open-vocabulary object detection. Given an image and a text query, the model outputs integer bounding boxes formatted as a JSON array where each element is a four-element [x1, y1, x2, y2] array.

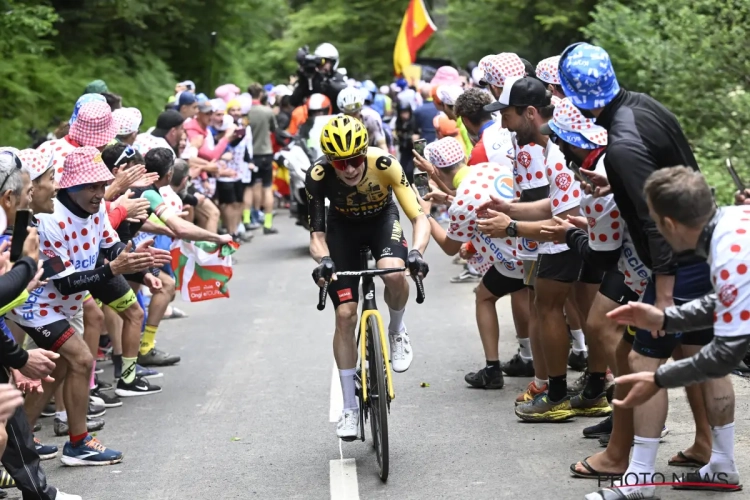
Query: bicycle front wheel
[[367, 315, 389, 482]]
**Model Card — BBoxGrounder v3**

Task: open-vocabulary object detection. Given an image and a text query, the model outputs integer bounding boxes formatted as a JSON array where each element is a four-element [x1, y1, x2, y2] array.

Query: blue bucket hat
[[558, 42, 620, 110], [70, 93, 107, 125]]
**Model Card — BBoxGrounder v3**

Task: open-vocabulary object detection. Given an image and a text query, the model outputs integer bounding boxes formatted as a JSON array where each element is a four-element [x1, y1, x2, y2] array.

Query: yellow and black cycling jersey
[[304, 146, 424, 232]]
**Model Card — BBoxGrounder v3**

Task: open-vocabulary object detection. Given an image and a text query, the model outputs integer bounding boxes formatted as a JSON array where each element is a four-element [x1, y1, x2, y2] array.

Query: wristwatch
[[506, 220, 518, 237]]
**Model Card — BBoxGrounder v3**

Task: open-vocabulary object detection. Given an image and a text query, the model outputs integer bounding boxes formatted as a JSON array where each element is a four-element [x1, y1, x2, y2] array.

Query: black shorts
[[326, 203, 408, 308], [599, 270, 639, 306], [632, 262, 714, 359], [482, 265, 525, 298], [536, 250, 582, 283], [18, 319, 76, 352], [216, 181, 245, 205], [252, 154, 274, 188], [88, 275, 138, 313]]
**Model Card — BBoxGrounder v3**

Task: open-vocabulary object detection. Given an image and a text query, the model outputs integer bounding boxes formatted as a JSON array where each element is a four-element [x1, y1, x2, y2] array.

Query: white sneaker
[[55, 492, 83, 500], [389, 328, 413, 373], [336, 409, 359, 440]]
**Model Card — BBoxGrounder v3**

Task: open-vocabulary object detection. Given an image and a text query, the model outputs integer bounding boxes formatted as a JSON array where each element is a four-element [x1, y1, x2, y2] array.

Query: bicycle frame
[[359, 273, 396, 403]]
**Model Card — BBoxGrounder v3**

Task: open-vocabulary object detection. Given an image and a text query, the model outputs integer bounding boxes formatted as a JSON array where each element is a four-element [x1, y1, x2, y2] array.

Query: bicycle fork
[[359, 310, 395, 403]]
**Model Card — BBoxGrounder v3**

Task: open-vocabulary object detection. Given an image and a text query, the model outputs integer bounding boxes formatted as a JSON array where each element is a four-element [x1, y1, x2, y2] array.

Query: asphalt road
[[19, 210, 750, 500]]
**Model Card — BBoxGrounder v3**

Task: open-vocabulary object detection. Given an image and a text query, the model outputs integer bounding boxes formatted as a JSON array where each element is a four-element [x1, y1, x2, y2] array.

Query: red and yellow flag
[[393, 0, 437, 77]]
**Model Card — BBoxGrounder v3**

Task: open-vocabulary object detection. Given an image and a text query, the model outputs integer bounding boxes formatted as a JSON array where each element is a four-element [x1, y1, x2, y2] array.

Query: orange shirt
[[287, 105, 308, 135]]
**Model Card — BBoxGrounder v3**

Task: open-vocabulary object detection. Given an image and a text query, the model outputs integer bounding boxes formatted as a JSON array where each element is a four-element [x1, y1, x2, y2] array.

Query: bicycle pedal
[[340, 435, 357, 443]]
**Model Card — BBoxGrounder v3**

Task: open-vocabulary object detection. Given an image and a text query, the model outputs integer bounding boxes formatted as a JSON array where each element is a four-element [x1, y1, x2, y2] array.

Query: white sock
[[616, 435, 659, 495], [339, 368, 358, 411], [699, 422, 739, 477], [56, 411, 68, 423], [534, 377, 548, 388], [518, 338, 532, 360], [466, 263, 478, 274], [570, 329, 587, 352], [388, 306, 406, 334]]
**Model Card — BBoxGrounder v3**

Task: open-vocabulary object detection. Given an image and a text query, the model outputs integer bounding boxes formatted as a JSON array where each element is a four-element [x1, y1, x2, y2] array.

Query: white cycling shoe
[[336, 409, 359, 440], [389, 327, 413, 373]]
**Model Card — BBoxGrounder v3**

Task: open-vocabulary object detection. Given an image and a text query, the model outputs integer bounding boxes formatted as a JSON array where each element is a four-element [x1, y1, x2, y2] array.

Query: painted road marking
[[330, 458, 360, 500]]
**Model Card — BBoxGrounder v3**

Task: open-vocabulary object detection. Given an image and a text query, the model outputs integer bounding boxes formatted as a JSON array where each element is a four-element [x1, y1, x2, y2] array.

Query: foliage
[[585, 0, 750, 205]]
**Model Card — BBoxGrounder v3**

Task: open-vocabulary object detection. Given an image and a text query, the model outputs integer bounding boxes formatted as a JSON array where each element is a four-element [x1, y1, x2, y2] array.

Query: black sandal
[[667, 451, 707, 468], [569, 456, 624, 479]]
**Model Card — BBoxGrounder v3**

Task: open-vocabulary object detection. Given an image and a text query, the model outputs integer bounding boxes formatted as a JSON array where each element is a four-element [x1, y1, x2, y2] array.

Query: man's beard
[[514, 122, 536, 146]]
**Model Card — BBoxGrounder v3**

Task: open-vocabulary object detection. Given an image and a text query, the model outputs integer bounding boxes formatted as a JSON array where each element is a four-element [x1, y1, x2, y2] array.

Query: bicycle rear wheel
[[366, 315, 389, 482]]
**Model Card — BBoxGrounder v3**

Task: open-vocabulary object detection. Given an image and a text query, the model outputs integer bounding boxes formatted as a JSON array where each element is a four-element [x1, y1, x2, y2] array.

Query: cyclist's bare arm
[[380, 154, 431, 255], [310, 231, 330, 264], [305, 170, 330, 263]]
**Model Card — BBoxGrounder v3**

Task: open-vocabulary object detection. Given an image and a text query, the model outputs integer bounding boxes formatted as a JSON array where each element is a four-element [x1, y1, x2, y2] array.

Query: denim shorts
[[632, 261, 714, 359]]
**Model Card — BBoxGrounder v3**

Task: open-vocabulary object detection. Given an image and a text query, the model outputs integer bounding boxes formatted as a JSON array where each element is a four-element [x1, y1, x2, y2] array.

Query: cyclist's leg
[[325, 218, 364, 437], [368, 205, 413, 371], [326, 219, 362, 391], [369, 205, 409, 332]]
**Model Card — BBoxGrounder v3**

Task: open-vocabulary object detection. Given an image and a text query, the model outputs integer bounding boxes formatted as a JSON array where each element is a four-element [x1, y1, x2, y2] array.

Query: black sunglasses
[[0, 151, 23, 194]]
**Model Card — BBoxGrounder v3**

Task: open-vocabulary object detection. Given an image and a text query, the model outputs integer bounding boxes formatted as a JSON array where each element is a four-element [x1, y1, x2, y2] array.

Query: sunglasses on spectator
[[329, 154, 366, 171], [0, 151, 23, 194], [114, 145, 136, 167]]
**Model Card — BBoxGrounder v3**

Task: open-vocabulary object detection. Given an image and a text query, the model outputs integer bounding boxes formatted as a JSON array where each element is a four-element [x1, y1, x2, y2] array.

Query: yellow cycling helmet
[[320, 114, 369, 160]]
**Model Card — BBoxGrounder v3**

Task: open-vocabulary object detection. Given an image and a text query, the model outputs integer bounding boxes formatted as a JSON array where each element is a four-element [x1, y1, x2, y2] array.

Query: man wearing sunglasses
[[306, 114, 430, 439]]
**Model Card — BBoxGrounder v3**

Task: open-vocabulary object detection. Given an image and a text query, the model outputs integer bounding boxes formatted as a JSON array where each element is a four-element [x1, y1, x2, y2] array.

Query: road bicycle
[[317, 246, 425, 482]]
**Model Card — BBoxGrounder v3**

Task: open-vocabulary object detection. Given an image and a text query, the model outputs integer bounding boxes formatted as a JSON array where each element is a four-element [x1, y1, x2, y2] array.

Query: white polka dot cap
[[17, 148, 53, 181], [478, 53, 526, 88], [112, 107, 142, 136], [425, 137, 465, 168], [535, 56, 561, 85], [541, 97, 607, 149]]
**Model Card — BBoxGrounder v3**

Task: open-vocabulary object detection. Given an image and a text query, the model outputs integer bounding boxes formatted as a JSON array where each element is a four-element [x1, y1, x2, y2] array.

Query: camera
[[296, 46, 322, 77]]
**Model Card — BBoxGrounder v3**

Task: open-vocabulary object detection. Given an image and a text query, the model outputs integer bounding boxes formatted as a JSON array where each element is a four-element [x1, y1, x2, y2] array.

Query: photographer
[[290, 43, 347, 113]]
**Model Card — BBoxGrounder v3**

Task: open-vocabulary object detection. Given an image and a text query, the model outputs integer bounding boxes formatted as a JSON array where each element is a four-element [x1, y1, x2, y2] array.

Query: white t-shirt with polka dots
[[10, 199, 120, 327], [447, 162, 523, 280], [133, 133, 172, 156], [709, 206, 750, 337], [539, 141, 581, 255], [579, 153, 651, 296], [513, 141, 548, 260], [36, 138, 77, 182]]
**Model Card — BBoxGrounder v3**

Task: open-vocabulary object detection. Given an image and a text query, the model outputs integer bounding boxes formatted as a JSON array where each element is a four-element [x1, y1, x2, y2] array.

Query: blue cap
[[395, 78, 408, 90], [558, 42, 620, 110], [177, 91, 197, 107], [195, 93, 209, 103], [70, 93, 107, 125], [264, 83, 274, 92]]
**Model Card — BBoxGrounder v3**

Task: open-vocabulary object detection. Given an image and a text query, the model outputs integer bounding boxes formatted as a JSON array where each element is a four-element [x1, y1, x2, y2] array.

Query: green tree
[[584, 0, 750, 204]]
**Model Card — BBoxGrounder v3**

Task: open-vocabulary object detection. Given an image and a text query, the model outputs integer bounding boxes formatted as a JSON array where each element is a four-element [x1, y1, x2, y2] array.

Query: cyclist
[[336, 87, 388, 150], [306, 115, 430, 439]]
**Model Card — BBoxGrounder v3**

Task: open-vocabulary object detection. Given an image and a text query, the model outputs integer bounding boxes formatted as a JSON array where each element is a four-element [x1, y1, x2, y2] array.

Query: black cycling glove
[[312, 256, 336, 284], [407, 249, 428, 278]]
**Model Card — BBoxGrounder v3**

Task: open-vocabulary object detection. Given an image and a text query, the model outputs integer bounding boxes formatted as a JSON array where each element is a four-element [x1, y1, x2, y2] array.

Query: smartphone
[[568, 160, 586, 184], [413, 138, 426, 157], [41, 255, 65, 280], [726, 158, 745, 191], [414, 172, 431, 198], [9, 209, 31, 262]]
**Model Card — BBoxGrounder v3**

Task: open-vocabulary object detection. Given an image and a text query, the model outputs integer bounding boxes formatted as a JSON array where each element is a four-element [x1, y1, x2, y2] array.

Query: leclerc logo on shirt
[[74, 254, 97, 270], [494, 174, 515, 200], [521, 238, 539, 252]]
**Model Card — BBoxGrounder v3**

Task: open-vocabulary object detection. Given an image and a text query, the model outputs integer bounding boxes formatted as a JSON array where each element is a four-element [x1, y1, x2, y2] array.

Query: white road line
[[329, 458, 360, 500], [329, 363, 343, 422]]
